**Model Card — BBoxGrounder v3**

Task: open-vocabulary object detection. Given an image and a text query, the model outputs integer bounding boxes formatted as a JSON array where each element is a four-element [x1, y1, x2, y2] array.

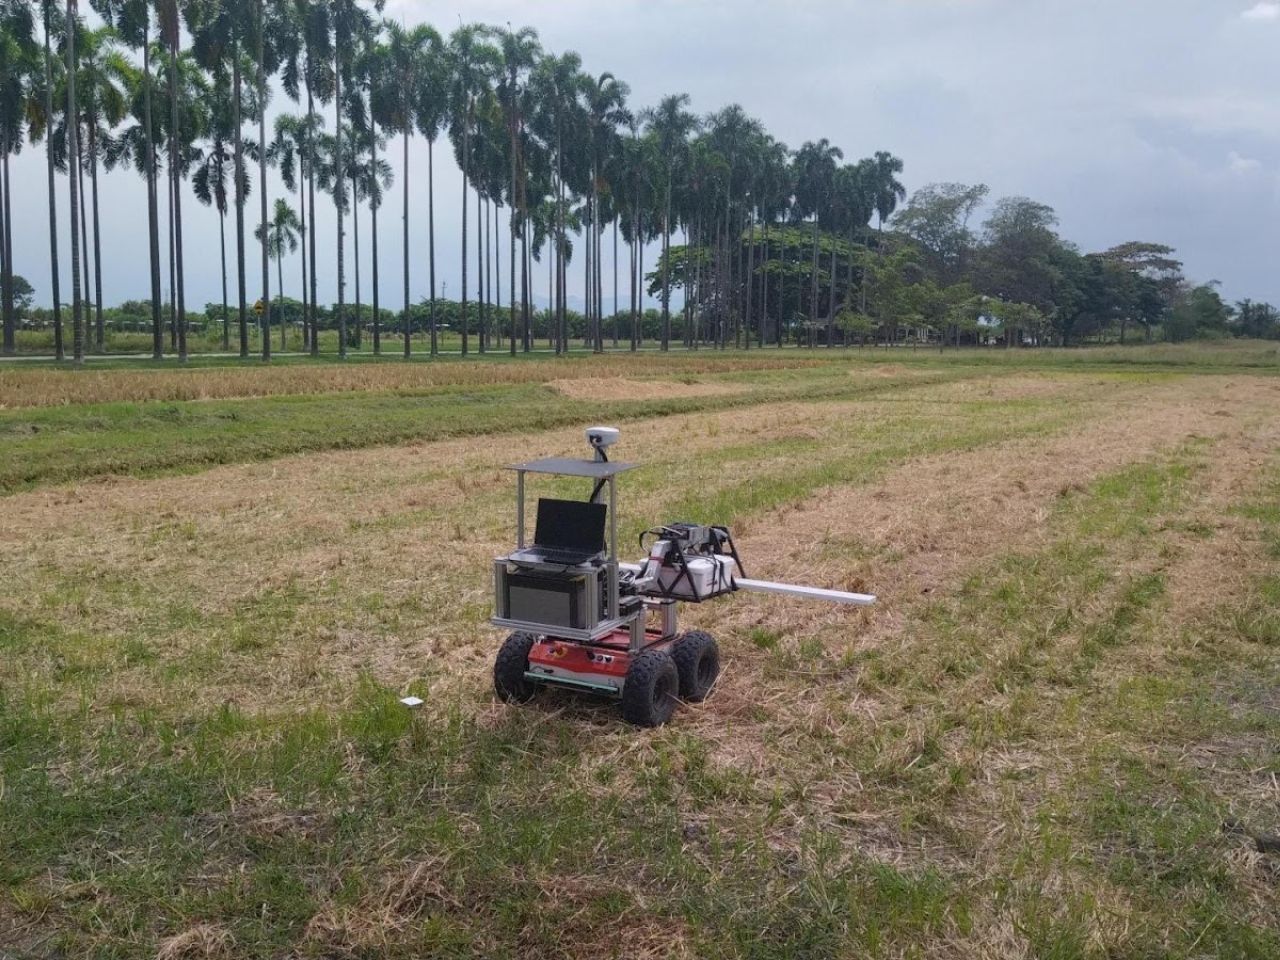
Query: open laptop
[[510, 498, 607, 566]]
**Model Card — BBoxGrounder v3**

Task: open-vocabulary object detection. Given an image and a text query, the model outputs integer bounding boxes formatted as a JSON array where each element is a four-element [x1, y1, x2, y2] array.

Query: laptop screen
[[534, 498, 607, 554]]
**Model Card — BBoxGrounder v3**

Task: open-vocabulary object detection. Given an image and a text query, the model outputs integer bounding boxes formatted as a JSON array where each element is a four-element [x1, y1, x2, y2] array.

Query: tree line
[[1, 1, 1274, 363]]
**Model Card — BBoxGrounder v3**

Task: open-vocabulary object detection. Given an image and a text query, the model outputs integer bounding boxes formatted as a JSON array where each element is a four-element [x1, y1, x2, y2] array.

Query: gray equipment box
[[504, 569, 590, 630]]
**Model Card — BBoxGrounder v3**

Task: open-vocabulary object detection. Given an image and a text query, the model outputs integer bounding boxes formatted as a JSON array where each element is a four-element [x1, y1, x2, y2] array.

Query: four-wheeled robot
[[491, 427, 876, 726]]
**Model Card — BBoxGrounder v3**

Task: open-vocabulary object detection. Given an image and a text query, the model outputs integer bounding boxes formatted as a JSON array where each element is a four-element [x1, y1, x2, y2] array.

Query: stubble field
[[1, 344, 1278, 958]]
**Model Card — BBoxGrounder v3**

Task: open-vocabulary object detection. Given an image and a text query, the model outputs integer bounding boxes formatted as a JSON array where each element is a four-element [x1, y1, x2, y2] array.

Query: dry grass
[[155, 924, 235, 960], [0, 353, 823, 408], [547, 376, 740, 400]]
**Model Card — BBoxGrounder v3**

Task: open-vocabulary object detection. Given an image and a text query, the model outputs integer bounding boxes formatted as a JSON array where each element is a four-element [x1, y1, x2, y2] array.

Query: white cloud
[[1228, 151, 1263, 174], [1241, 2, 1280, 21]]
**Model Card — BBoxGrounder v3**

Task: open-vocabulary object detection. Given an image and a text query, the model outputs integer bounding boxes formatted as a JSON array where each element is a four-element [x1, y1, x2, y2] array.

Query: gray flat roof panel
[[507, 457, 638, 478]]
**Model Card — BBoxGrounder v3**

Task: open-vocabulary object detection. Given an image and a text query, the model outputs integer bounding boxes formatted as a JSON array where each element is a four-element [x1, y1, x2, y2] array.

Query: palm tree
[[447, 23, 498, 357], [268, 112, 320, 350], [254, 198, 300, 348], [353, 30, 395, 355], [377, 21, 430, 358], [583, 71, 628, 354], [793, 138, 842, 346], [488, 23, 539, 357], [156, 0, 189, 360], [192, 84, 241, 350], [530, 50, 585, 354], [63, 0, 82, 363], [754, 135, 791, 346], [871, 150, 906, 234], [642, 92, 698, 351], [328, 0, 384, 358], [253, 0, 277, 361], [33, 1, 63, 359], [284, 0, 334, 355], [66, 21, 127, 352], [0, 0, 35, 356], [93, 0, 164, 356], [185, 0, 259, 357], [410, 22, 444, 355]]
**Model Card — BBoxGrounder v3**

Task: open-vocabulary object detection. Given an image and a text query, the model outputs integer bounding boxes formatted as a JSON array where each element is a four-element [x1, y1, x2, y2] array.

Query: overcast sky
[[9, 0, 1280, 310]]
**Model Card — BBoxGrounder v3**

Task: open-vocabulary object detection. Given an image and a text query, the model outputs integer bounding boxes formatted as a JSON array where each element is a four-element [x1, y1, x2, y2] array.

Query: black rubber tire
[[671, 630, 720, 702], [620, 650, 680, 727], [493, 632, 539, 703]]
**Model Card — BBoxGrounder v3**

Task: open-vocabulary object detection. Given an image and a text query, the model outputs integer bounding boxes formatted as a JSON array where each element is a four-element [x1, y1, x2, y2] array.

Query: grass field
[[1, 344, 1278, 958]]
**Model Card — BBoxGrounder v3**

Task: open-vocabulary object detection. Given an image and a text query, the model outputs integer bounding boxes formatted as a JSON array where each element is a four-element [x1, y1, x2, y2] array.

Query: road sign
[[254, 299, 265, 316]]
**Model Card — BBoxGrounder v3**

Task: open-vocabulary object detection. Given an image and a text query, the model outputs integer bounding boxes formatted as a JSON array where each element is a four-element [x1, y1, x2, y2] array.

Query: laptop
[[510, 498, 607, 565]]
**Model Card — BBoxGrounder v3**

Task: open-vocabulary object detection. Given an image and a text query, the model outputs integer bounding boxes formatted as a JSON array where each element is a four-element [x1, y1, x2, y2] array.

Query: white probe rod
[[733, 578, 876, 606], [618, 562, 876, 606]]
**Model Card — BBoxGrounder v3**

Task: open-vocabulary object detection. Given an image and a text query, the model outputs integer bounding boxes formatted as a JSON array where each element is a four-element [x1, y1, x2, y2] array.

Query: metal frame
[[496, 456, 643, 645]]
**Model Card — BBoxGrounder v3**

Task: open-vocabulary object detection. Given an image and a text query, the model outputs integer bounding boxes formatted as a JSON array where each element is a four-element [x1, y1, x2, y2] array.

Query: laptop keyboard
[[510, 546, 601, 566]]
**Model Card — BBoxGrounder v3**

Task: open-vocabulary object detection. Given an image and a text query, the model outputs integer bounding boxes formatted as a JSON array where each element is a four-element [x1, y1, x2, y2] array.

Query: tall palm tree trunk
[[41, 5, 62, 360], [402, 124, 410, 358], [746, 214, 755, 349], [760, 224, 769, 347], [90, 130, 104, 350], [257, 0, 269, 362], [661, 174, 671, 351], [2, 145, 13, 354], [143, 20, 162, 358], [335, 56, 346, 358], [233, 48, 248, 357], [824, 239, 835, 348], [637, 211, 645, 350], [66, 0, 83, 365], [352, 172, 361, 345], [809, 217, 819, 348], [477, 187, 485, 353], [508, 121, 518, 357], [169, 43, 187, 362], [76, 142, 89, 344], [276, 246, 283, 333], [306, 78, 318, 355], [371, 128, 380, 355], [219, 210, 228, 349], [460, 120, 469, 356], [167, 168, 176, 350], [521, 218, 530, 351], [612, 219, 618, 346], [428, 138, 437, 356], [296, 178, 306, 352]]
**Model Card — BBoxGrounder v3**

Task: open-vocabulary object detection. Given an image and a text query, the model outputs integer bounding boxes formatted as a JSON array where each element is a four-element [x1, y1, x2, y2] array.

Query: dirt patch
[[547, 376, 740, 401]]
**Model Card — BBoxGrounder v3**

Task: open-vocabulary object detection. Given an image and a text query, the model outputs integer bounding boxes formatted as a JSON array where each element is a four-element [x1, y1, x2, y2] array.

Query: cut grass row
[[2, 340, 1275, 409], [0, 364, 965, 494]]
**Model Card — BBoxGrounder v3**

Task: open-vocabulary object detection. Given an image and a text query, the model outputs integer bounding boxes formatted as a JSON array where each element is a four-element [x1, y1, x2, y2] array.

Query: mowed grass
[[0, 347, 1278, 958]]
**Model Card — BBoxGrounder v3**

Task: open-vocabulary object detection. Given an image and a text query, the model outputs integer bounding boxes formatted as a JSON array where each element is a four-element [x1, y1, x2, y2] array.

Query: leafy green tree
[[892, 182, 988, 285], [1234, 299, 1280, 339], [1167, 282, 1231, 342]]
